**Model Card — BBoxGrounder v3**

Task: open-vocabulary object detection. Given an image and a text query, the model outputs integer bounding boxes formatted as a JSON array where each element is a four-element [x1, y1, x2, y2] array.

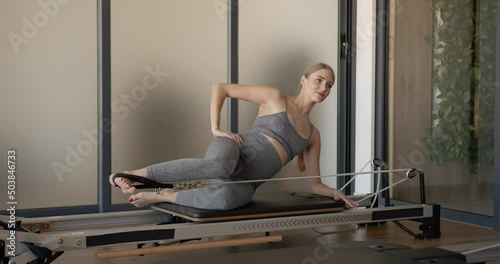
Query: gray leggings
[[147, 132, 282, 210]]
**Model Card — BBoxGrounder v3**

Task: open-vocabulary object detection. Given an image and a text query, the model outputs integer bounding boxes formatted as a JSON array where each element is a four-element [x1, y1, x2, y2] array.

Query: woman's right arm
[[210, 83, 283, 144]]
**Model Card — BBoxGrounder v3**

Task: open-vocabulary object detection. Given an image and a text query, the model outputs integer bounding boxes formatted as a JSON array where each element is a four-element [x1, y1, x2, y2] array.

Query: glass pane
[[110, 0, 227, 204], [0, 0, 98, 209], [239, 0, 339, 192], [389, 0, 496, 216]]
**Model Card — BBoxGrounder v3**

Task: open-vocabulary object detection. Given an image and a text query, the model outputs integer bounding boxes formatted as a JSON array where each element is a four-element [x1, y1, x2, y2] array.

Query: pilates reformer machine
[[0, 159, 460, 264]]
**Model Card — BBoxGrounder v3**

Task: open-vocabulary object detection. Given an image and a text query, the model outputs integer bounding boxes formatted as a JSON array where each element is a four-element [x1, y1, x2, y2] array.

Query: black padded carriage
[[151, 192, 345, 222]]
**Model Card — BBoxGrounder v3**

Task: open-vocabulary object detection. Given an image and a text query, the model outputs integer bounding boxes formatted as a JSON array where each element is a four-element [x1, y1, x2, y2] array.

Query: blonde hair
[[297, 63, 334, 172], [301, 62, 335, 86]]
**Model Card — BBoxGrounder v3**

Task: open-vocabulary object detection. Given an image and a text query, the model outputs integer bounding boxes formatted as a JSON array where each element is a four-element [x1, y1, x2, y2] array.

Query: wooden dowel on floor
[[96, 235, 282, 260]]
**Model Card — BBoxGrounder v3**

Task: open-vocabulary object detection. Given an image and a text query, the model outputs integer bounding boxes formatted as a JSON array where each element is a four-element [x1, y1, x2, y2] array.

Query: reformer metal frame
[[1, 162, 438, 263], [1, 202, 441, 264]]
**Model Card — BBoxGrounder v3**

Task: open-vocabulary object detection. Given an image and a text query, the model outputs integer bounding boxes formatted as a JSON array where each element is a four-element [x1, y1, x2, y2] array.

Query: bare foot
[[109, 168, 149, 194], [129, 190, 178, 208], [109, 173, 137, 194]]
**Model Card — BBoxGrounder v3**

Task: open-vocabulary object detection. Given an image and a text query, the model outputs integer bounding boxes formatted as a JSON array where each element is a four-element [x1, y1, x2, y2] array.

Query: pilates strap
[[112, 173, 174, 190], [111, 167, 421, 191]]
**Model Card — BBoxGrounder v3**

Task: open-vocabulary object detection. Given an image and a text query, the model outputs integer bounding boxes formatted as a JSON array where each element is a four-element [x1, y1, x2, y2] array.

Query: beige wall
[[0, 0, 98, 209], [239, 0, 339, 192], [0, 0, 341, 209], [110, 0, 228, 203]]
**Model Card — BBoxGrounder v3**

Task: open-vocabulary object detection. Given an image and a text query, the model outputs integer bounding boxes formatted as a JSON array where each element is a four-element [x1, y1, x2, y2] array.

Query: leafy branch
[[422, 0, 497, 173]]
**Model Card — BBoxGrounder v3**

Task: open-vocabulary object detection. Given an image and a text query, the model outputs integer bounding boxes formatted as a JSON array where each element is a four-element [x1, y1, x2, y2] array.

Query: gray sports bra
[[250, 98, 313, 162]]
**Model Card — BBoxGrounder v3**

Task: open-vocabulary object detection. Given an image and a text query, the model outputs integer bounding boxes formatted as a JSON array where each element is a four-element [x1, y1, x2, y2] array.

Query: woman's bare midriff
[[261, 134, 288, 166]]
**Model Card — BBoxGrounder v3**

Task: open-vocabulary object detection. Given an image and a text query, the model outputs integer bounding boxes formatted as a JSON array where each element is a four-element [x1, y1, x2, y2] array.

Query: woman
[[110, 63, 358, 210]]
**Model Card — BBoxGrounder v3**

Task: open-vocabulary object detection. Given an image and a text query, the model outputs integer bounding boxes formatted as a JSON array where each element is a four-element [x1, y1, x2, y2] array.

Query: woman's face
[[301, 69, 334, 103]]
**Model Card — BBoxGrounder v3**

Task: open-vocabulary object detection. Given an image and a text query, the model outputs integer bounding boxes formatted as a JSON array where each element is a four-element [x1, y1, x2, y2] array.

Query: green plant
[[422, 0, 497, 172]]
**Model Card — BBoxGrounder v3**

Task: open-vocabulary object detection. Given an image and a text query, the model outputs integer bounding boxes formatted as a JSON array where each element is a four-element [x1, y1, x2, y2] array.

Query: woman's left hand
[[212, 128, 243, 147], [332, 189, 359, 208]]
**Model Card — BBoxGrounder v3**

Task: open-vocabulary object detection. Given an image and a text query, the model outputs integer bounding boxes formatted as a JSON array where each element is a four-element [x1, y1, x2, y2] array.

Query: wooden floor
[[55, 218, 500, 264], [341, 219, 500, 250]]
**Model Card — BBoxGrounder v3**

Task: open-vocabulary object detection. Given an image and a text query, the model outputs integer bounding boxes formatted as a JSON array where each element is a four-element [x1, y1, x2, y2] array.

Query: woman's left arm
[[304, 127, 358, 208]]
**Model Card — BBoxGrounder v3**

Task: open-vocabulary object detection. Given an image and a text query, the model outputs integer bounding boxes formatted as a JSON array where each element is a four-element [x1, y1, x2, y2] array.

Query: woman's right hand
[[212, 128, 243, 147]]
